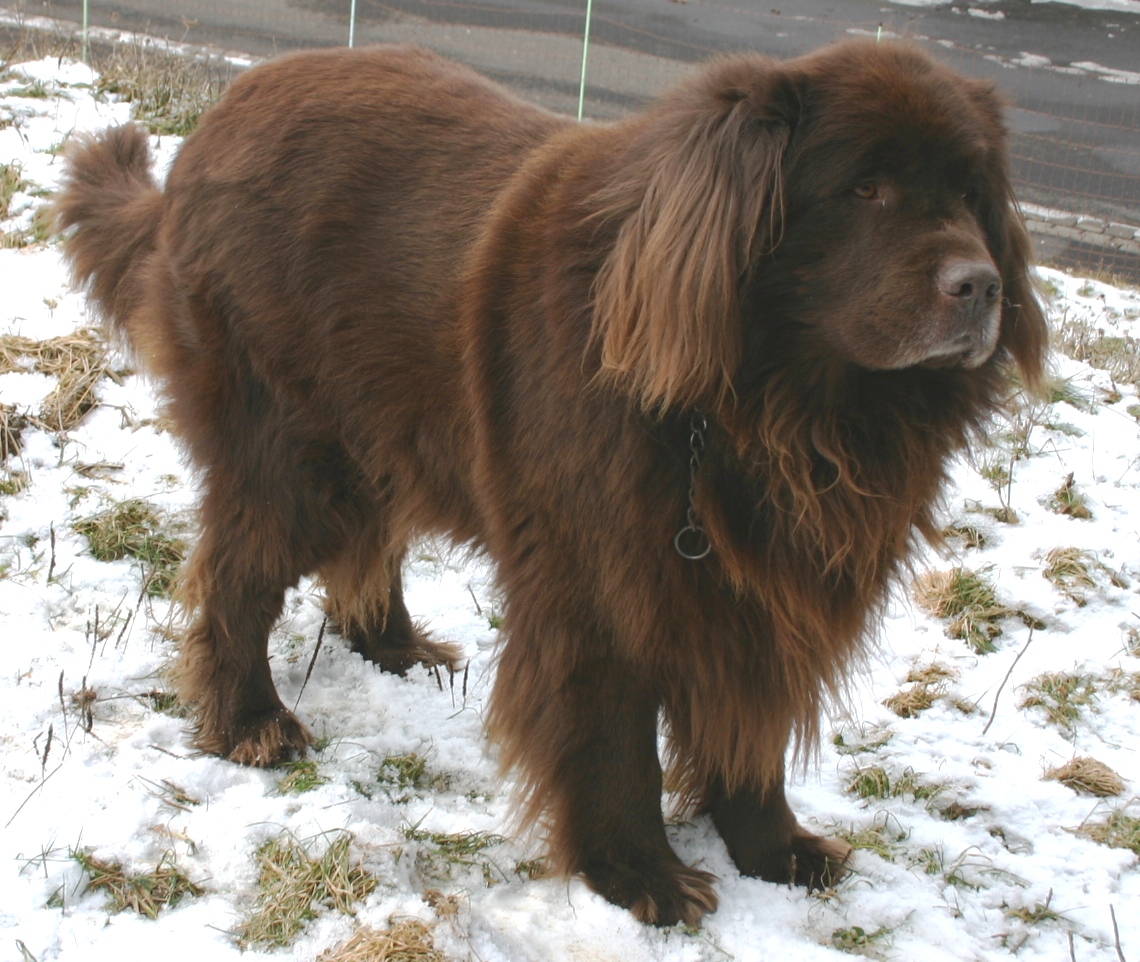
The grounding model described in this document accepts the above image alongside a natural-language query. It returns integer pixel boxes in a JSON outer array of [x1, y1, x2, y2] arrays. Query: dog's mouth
[[919, 336, 995, 370], [917, 309, 1001, 370]]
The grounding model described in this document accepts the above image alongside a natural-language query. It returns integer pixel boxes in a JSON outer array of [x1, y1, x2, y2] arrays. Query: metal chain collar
[[673, 410, 711, 561]]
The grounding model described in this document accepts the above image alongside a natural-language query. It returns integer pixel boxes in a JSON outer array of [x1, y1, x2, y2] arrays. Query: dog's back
[[60, 44, 566, 524], [159, 47, 559, 421]]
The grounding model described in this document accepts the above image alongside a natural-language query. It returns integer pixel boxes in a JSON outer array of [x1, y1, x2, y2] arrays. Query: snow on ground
[[1, 58, 1138, 962]]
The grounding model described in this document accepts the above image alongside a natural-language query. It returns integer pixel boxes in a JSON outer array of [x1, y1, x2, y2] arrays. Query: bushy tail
[[54, 124, 163, 346]]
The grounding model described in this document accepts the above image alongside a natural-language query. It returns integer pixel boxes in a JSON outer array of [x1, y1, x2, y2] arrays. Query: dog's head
[[591, 40, 1047, 412]]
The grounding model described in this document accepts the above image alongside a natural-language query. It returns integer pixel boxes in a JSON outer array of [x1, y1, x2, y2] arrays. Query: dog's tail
[[55, 124, 164, 349]]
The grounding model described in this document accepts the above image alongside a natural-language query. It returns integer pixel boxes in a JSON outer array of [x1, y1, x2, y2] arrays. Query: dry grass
[[2, 25, 232, 137], [0, 160, 27, 220], [1042, 546, 1098, 605], [0, 329, 120, 432], [318, 919, 447, 962], [914, 567, 1012, 654], [1075, 809, 1140, 856], [1047, 473, 1093, 520], [1054, 311, 1140, 386], [942, 523, 987, 550], [72, 498, 186, 596], [1018, 672, 1098, 734], [1045, 756, 1125, 797], [883, 685, 936, 718], [93, 43, 228, 136], [0, 403, 30, 461], [1, 202, 52, 249], [1104, 668, 1140, 701], [883, 664, 958, 718], [832, 821, 908, 861], [72, 850, 202, 919], [240, 831, 378, 949]]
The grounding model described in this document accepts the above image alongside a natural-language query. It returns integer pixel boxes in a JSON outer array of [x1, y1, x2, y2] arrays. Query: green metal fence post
[[577, 0, 594, 121]]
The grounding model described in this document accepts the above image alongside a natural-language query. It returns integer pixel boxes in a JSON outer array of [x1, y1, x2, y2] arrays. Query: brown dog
[[57, 40, 1046, 925]]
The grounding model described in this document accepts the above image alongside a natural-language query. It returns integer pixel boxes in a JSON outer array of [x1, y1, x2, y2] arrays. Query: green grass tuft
[[1075, 809, 1140, 856], [845, 765, 943, 804], [73, 498, 186, 596], [72, 849, 202, 919], [1019, 671, 1097, 734], [404, 825, 506, 883], [240, 832, 377, 948], [831, 925, 892, 954], [277, 758, 329, 795], [914, 567, 1010, 654]]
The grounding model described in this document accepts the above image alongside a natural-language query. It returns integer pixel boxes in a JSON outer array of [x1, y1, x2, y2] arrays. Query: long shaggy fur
[[56, 40, 1047, 926]]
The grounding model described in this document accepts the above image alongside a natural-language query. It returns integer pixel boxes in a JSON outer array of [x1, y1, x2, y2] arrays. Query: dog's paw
[[201, 707, 313, 767], [342, 618, 464, 676], [756, 829, 848, 889], [788, 831, 851, 891], [585, 857, 719, 927]]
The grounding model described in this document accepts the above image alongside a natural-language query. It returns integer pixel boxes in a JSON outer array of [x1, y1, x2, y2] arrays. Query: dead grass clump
[[831, 817, 909, 861], [72, 498, 186, 596], [1, 202, 53, 249], [0, 161, 28, 220], [1047, 473, 1093, 520], [883, 664, 957, 718], [72, 849, 202, 918], [318, 919, 447, 962], [914, 567, 1011, 654], [1045, 757, 1125, 797], [92, 44, 229, 136], [1042, 546, 1098, 605], [1075, 809, 1140, 856], [0, 403, 30, 461], [943, 523, 986, 550], [0, 328, 120, 431], [240, 831, 378, 949], [883, 686, 935, 718], [2, 24, 232, 136], [1055, 313, 1140, 386], [1018, 672, 1098, 734]]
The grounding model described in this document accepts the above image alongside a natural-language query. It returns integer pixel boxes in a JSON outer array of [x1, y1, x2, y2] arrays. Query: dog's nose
[[938, 260, 1001, 312]]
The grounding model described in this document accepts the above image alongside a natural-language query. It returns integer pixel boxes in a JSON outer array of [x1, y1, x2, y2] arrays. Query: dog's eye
[[853, 181, 880, 201]]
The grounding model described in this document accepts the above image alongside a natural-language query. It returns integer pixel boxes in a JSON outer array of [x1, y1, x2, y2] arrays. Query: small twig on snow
[[1111, 905, 1127, 962], [292, 618, 326, 713], [983, 626, 1035, 737]]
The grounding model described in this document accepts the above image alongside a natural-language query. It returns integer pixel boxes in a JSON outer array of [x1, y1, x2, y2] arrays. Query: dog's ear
[[966, 80, 1048, 394], [994, 194, 1048, 394], [591, 63, 796, 411]]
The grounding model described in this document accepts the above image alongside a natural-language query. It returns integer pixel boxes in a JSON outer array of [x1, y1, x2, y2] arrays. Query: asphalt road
[[10, 0, 1140, 272]]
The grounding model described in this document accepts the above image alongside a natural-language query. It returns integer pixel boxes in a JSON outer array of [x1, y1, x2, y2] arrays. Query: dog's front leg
[[493, 636, 718, 926], [707, 770, 851, 889]]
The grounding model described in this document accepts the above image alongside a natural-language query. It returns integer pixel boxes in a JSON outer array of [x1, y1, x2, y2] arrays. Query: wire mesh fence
[[4, 0, 1139, 280]]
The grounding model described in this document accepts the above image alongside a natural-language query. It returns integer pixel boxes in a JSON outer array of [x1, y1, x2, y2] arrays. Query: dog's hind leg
[[170, 366, 354, 766], [320, 531, 462, 676]]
